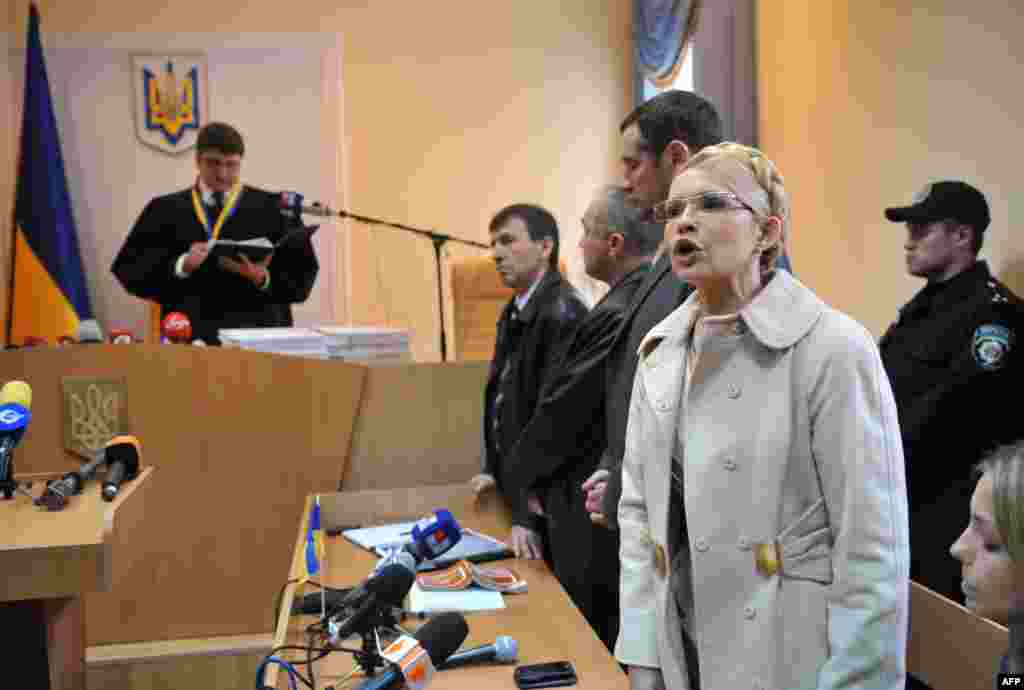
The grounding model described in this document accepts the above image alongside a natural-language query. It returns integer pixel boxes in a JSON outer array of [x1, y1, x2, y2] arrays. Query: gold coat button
[[755, 541, 781, 576], [655, 544, 668, 578]]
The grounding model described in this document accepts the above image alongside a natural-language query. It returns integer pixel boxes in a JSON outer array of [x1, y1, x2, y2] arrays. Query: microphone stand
[[311, 206, 490, 362]]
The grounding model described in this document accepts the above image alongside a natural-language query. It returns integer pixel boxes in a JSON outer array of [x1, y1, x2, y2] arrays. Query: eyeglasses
[[652, 192, 759, 223]]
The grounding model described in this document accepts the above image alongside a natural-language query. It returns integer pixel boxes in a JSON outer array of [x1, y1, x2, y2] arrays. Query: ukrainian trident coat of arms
[[133, 55, 207, 155]]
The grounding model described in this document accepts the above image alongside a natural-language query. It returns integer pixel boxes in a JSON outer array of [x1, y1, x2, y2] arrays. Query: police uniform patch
[[973, 324, 1014, 371]]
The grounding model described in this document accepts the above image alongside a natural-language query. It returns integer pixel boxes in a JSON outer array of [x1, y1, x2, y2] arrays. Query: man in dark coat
[[495, 185, 661, 651], [112, 122, 318, 344], [581, 92, 793, 532], [879, 180, 1024, 602], [580, 91, 722, 530], [472, 203, 588, 562]]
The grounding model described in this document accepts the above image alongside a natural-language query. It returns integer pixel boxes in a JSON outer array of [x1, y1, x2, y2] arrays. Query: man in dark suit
[[581, 91, 723, 529], [491, 185, 660, 651], [112, 122, 318, 344], [471, 204, 588, 563]]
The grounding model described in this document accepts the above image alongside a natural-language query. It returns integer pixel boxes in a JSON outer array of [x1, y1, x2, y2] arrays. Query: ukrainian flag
[[304, 497, 324, 579], [10, 4, 93, 345]]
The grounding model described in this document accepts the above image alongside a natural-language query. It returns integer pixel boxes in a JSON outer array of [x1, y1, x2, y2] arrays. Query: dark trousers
[[545, 480, 621, 652]]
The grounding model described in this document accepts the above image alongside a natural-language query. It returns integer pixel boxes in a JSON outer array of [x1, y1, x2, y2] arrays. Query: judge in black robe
[[111, 122, 318, 344]]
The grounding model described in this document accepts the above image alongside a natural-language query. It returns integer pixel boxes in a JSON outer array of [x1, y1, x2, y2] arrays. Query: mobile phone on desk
[[514, 661, 578, 689]]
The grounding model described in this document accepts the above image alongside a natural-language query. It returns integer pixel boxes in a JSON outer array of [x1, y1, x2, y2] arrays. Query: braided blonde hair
[[684, 142, 790, 275]]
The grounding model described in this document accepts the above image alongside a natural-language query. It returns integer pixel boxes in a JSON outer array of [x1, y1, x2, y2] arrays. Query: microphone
[[377, 509, 462, 570], [0, 381, 32, 500], [355, 612, 469, 690], [77, 319, 105, 344], [327, 563, 416, 644], [161, 311, 192, 344], [292, 549, 418, 617], [436, 636, 518, 670], [277, 191, 344, 220], [37, 435, 139, 510], [101, 435, 141, 501]]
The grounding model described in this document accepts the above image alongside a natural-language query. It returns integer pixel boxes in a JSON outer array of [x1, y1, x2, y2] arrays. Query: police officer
[[880, 180, 1024, 602]]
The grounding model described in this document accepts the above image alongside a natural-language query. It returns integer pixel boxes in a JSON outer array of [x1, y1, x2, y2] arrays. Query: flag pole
[[317, 494, 326, 619]]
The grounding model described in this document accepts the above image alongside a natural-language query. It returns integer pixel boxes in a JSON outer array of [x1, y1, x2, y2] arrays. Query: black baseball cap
[[884, 180, 990, 231]]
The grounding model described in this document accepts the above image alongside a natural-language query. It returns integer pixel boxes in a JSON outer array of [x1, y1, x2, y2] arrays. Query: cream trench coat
[[615, 270, 908, 690]]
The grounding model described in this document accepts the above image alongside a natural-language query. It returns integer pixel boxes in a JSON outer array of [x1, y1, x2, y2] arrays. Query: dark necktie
[[491, 303, 520, 457], [209, 191, 225, 221]]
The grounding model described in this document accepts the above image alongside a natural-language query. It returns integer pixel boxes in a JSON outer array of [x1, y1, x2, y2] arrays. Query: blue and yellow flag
[[10, 4, 93, 345], [304, 498, 324, 579]]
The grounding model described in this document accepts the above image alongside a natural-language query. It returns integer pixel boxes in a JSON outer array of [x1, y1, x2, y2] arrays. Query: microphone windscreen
[[367, 563, 416, 606], [494, 636, 518, 662], [105, 435, 141, 472], [415, 612, 469, 665], [0, 381, 33, 409], [161, 312, 192, 342], [77, 319, 105, 343]]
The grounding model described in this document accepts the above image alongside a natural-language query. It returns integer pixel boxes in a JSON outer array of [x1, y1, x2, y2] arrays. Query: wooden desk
[[0, 466, 153, 690], [269, 485, 629, 690]]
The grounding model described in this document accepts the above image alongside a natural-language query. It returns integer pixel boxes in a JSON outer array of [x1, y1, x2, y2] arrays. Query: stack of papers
[[218, 327, 328, 359], [315, 326, 411, 362], [406, 582, 505, 614]]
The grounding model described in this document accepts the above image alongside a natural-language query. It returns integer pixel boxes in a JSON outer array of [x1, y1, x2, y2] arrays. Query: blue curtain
[[634, 0, 699, 98]]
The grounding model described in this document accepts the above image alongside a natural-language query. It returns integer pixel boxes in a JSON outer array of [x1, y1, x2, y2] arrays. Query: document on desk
[[342, 523, 513, 570], [406, 582, 506, 614]]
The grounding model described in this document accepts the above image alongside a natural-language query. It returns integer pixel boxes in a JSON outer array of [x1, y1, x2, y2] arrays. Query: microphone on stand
[[354, 612, 469, 690], [277, 191, 345, 221], [326, 563, 416, 644], [37, 435, 141, 510]]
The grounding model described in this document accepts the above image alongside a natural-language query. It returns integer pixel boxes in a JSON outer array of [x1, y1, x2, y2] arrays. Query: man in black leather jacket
[[473, 204, 588, 563]]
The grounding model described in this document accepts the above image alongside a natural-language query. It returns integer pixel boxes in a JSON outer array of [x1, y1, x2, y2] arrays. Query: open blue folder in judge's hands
[[341, 522, 513, 571]]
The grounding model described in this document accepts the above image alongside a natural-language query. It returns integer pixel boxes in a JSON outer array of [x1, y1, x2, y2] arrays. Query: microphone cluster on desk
[[273, 507, 523, 690]]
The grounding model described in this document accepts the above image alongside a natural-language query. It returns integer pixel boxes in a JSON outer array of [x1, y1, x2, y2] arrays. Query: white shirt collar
[[514, 270, 546, 310], [196, 177, 234, 206]]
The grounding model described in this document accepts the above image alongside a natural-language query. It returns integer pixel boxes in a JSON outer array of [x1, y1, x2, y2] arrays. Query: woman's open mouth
[[673, 237, 702, 260]]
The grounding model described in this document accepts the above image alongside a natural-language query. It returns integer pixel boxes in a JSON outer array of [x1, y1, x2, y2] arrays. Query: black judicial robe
[[112, 186, 318, 344]]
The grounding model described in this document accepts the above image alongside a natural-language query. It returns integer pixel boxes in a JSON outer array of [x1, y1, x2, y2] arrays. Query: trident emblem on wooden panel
[[61, 378, 130, 459]]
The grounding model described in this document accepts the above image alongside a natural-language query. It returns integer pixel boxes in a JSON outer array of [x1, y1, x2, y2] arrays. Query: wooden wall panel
[[341, 361, 488, 490]]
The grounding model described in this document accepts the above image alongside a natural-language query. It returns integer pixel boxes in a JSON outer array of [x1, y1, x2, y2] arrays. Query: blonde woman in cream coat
[[616, 143, 909, 690]]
